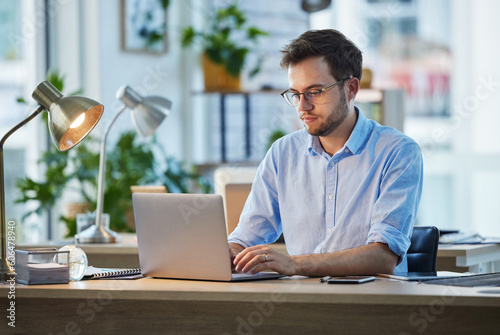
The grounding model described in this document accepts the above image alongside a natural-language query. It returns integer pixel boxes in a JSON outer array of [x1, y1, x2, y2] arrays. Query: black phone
[[326, 276, 376, 284]]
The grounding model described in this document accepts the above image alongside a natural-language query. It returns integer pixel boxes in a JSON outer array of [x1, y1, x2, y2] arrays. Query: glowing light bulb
[[70, 113, 86, 128]]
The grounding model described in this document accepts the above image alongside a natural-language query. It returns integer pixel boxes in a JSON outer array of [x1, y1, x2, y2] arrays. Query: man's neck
[[319, 109, 358, 156]]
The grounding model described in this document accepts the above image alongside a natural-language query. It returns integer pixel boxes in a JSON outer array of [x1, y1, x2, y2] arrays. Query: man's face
[[287, 56, 349, 137]]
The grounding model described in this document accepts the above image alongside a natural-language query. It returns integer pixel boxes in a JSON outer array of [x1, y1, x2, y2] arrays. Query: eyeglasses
[[281, 77, 351, 107]]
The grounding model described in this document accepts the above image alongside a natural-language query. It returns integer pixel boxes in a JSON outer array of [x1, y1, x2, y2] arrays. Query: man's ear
[[346, 77, 360, 103]]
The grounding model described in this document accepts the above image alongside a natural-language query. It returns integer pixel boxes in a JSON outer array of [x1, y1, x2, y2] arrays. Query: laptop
[[132, 193, 283, 282]]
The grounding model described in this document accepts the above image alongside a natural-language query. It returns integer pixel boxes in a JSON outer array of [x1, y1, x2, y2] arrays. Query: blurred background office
[[1, 0, 499, 243]]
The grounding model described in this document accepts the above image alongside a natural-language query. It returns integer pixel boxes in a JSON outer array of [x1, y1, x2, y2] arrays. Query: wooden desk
[[437, 244, 500, 273], [1, 276, 499, 334]]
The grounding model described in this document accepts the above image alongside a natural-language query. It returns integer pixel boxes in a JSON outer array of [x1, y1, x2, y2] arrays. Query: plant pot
[[64, 202, 92, 219], [202, 53, 241, 92], [360, 68, 373, 89]]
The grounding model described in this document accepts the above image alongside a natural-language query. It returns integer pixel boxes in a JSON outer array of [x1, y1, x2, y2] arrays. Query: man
[[228, 29, 423, 277]]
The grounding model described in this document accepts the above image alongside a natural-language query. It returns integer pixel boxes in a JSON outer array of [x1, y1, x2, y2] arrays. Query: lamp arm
[[1, 105, 44, 276], [0, 106, 44, 148], [95, 105, 128, 228]]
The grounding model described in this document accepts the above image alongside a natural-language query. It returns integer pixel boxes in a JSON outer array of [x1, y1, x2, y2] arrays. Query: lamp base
[[0, 258, 15, 283], [76, 224, 121, 243]]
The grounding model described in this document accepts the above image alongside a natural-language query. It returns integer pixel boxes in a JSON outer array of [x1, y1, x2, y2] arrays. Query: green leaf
[[46, 69, 65, 92], [147, 30, 164, 47], [267, 129, 287, 150], [159, 0, 170, 10], [249, 56, 265, 78], [247, 27, 269, 41], [181, 27, 196, 47], [60, 215, 77, 238], [226, 48, 249, 76], [68, 88, 83, 96]]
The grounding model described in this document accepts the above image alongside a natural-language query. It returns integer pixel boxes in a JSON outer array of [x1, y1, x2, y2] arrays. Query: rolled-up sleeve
[[366, 142, 423, 265], [228, 144, 282, 247]]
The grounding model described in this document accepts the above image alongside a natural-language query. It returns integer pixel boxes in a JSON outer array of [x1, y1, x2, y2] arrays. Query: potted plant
[[17, 129, 212, 237], [181, 2, 268, 91]]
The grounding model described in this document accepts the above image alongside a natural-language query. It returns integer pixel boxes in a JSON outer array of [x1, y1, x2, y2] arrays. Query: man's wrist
[[289, 255, 308, 276], [290, 254, 325, 277], [229, 242, 245, 254]]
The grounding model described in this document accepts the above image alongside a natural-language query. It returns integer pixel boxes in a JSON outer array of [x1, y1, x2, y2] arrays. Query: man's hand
[[232, 245, 297, 276], [231, 242, 398, 277], [229, 243, 245, 271]]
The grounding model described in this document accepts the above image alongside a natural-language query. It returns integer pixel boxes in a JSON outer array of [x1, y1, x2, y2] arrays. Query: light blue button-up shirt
[[228, 108, 423, 272]]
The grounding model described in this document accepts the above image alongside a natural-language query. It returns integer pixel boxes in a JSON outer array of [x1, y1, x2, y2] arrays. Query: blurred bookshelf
[[356, 88, 405, 132]]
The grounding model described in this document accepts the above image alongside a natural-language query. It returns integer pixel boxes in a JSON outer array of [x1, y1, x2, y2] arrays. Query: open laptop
[[132, 193, 283, 282]]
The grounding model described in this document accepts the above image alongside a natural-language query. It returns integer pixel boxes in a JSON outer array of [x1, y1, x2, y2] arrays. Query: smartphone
[[326, 276, 376, 284]]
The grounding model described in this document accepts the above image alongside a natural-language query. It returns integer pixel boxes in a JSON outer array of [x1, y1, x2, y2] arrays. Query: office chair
[[407, 226, 440, 272]]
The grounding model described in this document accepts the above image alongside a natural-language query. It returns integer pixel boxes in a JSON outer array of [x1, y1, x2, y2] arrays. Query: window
[[0, 0, 46, 242]]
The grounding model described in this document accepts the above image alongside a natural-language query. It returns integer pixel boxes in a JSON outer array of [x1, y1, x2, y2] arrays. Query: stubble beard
[[303, 92, 349, 137]]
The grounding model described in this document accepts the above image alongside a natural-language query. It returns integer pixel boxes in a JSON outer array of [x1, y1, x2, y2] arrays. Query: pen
[[320, 276, 331, 283]]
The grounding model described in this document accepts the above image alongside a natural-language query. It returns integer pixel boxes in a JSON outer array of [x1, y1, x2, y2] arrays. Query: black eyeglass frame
[[280, 77, 352, 107]]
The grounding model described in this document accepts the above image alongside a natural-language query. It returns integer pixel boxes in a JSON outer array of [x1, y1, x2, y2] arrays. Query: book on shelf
[[83, 266, 143, 280]]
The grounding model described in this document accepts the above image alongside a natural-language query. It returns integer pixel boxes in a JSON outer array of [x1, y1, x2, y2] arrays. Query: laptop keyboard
[[422, 272, 500, 287]]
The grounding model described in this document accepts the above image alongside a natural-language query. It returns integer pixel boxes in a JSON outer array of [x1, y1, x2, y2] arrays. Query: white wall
[[95, 0, 191, 161], [54, 0, 194, 162], [449, 0, 500, 236]]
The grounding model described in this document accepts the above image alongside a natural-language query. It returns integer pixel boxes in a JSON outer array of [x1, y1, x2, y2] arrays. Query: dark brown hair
[[280, 29, 363, 81]]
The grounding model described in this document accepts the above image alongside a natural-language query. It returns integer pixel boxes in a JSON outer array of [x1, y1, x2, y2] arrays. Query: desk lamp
[[76, 86, 171, 243], [0, 81, 104, 281]]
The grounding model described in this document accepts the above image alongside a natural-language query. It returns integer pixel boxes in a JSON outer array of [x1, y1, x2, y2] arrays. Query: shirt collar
[[345, 107, 371, 154], [304, 107, 372, 156]]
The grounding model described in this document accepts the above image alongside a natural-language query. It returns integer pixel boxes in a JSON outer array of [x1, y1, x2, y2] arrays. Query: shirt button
[[345, 149, 349, 153], [330, 161, 334, 167], [328, 229, 332, 233], [328, 195, 333, 200]]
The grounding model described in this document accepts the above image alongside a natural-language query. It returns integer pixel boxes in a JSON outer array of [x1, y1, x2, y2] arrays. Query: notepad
[[83, 266, 142, 279]]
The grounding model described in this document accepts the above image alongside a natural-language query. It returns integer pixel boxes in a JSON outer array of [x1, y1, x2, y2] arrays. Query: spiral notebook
[[83, 266, 143, 279]]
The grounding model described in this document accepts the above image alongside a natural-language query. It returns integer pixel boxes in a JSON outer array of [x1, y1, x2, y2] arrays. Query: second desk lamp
[[76, 86, 171, 243]]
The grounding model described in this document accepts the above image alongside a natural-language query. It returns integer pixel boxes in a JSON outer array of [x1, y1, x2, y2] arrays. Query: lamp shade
[[32, 81, 104, 151], [116, 85, 170, 137]]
